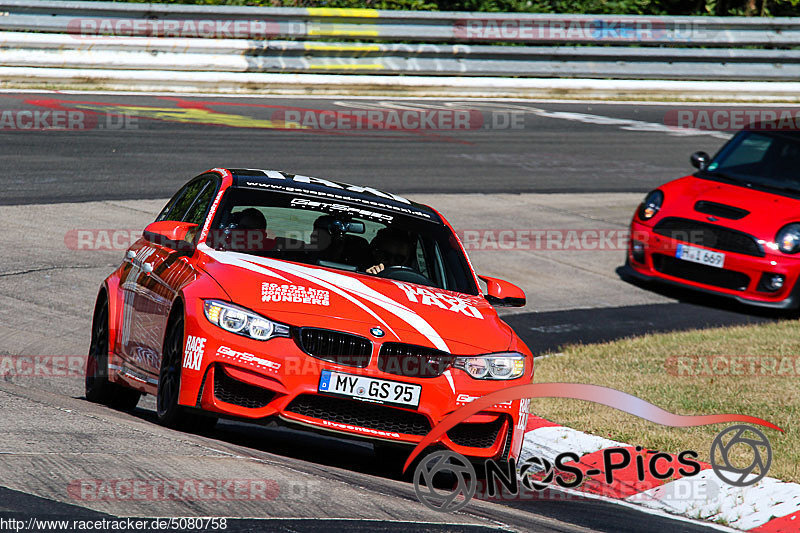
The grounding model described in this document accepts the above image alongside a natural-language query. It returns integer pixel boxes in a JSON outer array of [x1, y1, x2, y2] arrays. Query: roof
[[228, 168, 441, 223]]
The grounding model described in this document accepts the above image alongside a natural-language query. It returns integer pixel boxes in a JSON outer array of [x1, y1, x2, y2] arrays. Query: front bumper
[[179, 301, 530, 460], [625, 219, 800, 310]]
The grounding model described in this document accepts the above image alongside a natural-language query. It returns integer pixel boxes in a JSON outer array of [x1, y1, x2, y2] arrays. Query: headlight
[[638, 190, 664, 221], [203, 300, 290, 341], [776, 223, 800, 254], [453, 353, 526, 380]]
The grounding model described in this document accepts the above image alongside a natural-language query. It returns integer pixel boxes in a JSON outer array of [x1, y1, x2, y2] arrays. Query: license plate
[[318, 370, 421, 409], [676, 244, 725, 268]]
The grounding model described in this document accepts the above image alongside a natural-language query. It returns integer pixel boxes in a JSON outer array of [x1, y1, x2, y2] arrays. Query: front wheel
[[157, 314, 218, 431]]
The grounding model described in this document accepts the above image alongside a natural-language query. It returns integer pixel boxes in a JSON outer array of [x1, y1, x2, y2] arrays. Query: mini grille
[[653, 217, 764, 257], [285, 394, 431, 436], [652, 254, 750, 291], [378, 343, 455, 378], [213, 366, 276, 409], [296, 328, 372, 368], [447, 416, 507, 449]]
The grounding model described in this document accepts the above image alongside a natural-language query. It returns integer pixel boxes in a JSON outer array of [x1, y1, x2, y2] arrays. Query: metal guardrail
[[0, 0, 798, 80]]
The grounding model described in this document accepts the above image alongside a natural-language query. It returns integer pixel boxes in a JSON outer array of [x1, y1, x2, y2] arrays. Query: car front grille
[[378, 343, 455, 378], [213, 365, 276, 409], [652, 254, 750, 291], [296, 328, 372, 368], [285, 394, 431, 436], [653, 217, 764, 257], [447, 415, 508, 449]]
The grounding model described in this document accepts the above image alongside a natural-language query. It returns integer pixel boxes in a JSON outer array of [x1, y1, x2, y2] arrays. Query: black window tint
[[163, 179, 207, 222], [183, 181, 216, 225], [155, 187, 185, 222]]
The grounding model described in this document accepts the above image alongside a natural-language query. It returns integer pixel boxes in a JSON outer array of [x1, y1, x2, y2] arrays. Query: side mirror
[[478, 275, 526, 308], [690, 151, 710, 170], [143, 221, 198, 255]]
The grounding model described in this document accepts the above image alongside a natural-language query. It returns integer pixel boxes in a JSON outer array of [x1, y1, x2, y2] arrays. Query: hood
[[654, 176, 800, 240], [196, 245, 512, 354]]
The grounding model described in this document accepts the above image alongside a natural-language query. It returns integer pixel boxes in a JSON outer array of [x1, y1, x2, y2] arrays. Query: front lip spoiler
[[618, 264, 800, 310]]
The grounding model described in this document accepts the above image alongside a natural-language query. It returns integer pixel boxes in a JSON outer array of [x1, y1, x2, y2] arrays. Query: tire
[[85, 295, 141, 411], [157, 314, 185, 427], [157, 312, 218, 431]]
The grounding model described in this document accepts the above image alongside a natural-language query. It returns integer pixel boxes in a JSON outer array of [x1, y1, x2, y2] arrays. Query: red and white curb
[[520, 417, 800, 532]]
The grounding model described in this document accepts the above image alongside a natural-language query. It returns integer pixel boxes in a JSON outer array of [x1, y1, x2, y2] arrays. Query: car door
[[119, 175, 219, 378]]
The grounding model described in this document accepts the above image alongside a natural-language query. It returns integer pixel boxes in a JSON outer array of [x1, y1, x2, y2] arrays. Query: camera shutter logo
[[519, 456, 555, 491], [710, 424, 772, 487], [413, 451, 476, 512]]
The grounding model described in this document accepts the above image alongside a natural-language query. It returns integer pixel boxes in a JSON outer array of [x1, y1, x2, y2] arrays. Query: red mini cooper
[[623, 125, 800, 309]]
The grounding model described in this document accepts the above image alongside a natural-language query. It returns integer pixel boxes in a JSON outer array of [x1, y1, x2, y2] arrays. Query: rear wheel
[[85, 295, 141, 411], [157, 312, 217, 431]]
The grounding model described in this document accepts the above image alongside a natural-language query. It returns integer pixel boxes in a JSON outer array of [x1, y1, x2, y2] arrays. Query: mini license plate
[[676, 244, 725, 268]]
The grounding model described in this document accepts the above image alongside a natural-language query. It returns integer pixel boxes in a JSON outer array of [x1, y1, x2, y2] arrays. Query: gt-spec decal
[[394, 283, 483, 319], [241, 181, 432, 219], [183, 335, 206, 371], [199, 181, 227, 242], [456, 393, 514, 409], [261, 282, 330, 306], [289, 198, 393, 222], [320, 419, 401, 439], [216, 346, 281, 373], [248, 172, 412, 205]]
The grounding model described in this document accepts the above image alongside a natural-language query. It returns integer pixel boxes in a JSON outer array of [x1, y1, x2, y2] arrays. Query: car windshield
[[702, 130, 800, 194], [206, 188, 479, 295]]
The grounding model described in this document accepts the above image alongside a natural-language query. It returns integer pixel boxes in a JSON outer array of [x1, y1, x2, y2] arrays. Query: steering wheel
[[377, 265, 433, 286]]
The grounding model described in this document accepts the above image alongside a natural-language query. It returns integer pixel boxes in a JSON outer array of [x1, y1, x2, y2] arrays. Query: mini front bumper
[[624, 220, 800, 310]]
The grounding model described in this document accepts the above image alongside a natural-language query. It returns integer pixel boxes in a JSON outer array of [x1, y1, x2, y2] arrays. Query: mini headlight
[[454, 353, 526, 380], [203, 300, 289, 341], [638, 190, 664, 221], [776, 223, 800, 254]]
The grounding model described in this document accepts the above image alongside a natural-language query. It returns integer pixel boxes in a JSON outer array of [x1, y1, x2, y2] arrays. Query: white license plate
[[676, 244, 725, 268], [318, 370, 421, 408]]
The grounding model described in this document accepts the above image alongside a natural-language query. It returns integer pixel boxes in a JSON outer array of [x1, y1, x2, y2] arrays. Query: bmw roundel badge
[[370, 327, 385, 338]]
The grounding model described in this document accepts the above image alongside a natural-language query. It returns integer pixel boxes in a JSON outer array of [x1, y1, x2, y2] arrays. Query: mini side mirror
[[691, 151, 711, 170]]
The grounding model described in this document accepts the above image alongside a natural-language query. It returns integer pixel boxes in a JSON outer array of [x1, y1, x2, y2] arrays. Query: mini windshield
[[207, 188, 479, 295], [702, 130, 800, 194]]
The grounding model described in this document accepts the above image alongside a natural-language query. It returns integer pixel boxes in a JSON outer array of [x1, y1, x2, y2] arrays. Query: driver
[[366, 228, 414, 275]]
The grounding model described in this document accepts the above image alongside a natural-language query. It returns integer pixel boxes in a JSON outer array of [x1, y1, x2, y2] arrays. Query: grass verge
[[530, 320, 799, 483]]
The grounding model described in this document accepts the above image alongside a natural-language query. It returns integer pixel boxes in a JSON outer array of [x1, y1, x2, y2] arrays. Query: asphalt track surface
[[0, 93, 787, 532]]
